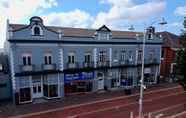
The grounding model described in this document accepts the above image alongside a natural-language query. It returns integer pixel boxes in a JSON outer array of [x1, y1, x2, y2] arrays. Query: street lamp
[[138, 18, 167, 118]]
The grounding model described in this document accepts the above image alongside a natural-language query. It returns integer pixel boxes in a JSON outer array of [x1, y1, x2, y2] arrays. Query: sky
[[0, 0, 186, 48]]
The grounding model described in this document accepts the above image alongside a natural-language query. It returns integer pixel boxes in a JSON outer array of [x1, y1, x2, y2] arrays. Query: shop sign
[[144, 68, 151, 74], [121, 79, 133, 86], [65, 72, 94, 82]]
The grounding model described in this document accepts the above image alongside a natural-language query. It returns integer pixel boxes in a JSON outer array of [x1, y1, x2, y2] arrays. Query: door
[[32, 78, 43, 98], [98, 78, 104, 90]]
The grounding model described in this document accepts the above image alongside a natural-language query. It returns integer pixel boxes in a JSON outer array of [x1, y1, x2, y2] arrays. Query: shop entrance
[[32, 76, 43, 99], [97, 72, 104, 90]]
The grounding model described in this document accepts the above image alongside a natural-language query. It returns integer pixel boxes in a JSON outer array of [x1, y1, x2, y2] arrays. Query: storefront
[[16, 74, 60, 104], [64, 71, 94, 95]]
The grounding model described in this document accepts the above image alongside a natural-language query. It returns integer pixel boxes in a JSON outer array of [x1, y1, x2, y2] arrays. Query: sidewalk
[[0, 83, 179, 118]]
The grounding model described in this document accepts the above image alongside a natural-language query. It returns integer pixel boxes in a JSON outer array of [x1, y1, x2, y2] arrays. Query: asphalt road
[[17, 86, 185, 118]]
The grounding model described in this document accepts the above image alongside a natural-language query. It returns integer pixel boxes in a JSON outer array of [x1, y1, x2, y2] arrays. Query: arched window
[[34, 26, 40, 35]]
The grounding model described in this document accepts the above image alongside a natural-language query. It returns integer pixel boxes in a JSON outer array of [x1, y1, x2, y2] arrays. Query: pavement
[[0, 83, 182, 118]]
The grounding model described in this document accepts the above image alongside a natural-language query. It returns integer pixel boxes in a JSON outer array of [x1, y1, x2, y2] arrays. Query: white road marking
[[69, 92, 185, 117], [10, 86, 181, 118]]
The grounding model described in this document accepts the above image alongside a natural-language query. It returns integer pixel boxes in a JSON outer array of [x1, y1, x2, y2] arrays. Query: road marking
[[168, 111, 186, 118], [69, 92, 186, 117], [10, 86, 181, 118]]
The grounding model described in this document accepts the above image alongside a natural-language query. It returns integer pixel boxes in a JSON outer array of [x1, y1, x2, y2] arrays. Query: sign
[[64, 72, 94, 82], [144, 68, 151, 74], [121, 79, 133, 86]]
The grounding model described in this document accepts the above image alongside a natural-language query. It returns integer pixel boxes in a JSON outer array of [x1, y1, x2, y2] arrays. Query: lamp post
[[138, 18, 167, 118]]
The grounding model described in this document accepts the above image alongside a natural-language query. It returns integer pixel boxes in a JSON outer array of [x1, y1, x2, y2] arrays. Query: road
[[14, 85, 185, 118]]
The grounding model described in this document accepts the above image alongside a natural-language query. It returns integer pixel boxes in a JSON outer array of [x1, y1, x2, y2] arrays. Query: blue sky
[[0, 0, 186, 47]]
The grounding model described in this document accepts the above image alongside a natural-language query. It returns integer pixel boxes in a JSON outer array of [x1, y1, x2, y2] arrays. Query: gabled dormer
[[30, 16, 43, 36], [96, 25, 112, 40], [146, 26, 155, 40]]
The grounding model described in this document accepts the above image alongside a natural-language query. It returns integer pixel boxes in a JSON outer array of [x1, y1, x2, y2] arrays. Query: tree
[[176, 17, 186, 90]]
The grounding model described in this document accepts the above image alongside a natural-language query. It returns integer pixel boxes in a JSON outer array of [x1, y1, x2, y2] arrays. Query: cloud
[[42, 9, 93, 28], [93, 0, 166, 29], [174, 5, 186, 16], [0, 0, 58, 48], [169, 22, 182, 27]]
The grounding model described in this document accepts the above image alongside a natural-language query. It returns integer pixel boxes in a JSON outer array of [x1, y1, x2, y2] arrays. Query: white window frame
[[22, 53, 32, 65], [68, 52, 75, 63], [44, 53, 52, 65], [31, 25, 43, 36]]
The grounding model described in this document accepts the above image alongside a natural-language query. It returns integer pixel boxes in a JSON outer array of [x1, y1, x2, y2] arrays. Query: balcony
[[42, 64, 56, 71], [146, 58, 158, 64], [66, 62, 79, 69], [97, 61, 109, 67], [82, 61, 94, 68], [20, 65, 35, 72]]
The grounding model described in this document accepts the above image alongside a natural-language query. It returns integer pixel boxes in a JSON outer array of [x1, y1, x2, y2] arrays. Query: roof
[[9, 24, 143, 39], [157, 31, 182, 48]]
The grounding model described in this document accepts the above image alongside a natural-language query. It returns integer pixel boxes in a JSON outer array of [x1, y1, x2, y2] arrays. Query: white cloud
[[93, 0, 166, 29], [169, 22, 182, 27], [42, 9, 93, 28], [174, 5, 186, 16], [0, 0, 58, 48]]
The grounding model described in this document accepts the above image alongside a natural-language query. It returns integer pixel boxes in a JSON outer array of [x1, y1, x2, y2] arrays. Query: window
[[85, 53, 91, 63], [161, 50, 164, 58], [120, 50, 126, 61], [22, 56, 31, 65], [32, 25, 43, 36], [148, 34, 153, 39], [44, 55, 52, 65], [129, 51, 133, 61], [149, 50, 155, 60], [99, 51, 106, 62], [34, 27, 40, 35], [98, 33, 109, 40], [68, 53, 75, 63], [138, 50, 142, 61]]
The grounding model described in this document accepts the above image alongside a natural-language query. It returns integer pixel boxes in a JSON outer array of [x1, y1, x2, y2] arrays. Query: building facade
[[5, 16, 162, 104], [159, 32, 181, 82], [0, 51, 11, 101]]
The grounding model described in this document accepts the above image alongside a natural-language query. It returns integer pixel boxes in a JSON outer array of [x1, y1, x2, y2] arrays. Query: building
[[0, 50, 11, 102], [5, 16, 162, 104], [158, 32, 182, 82]]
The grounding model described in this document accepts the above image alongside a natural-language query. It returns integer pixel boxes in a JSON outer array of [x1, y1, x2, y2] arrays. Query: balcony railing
[[97, 61, 109, 67], [82, 61, 94, 68], [20, 65, 35, 72], [42, 64, 56, 71], [66, 62, 79, 69], [145, 58, 158, 64]]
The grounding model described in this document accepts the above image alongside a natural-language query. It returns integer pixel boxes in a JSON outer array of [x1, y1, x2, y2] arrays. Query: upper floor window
[[161, 50, 164, 58], [129, 51, 133, 61], [138, 50, 142, 61], [98, 33, 109, 40], [99, 51, 106, 62], [32, 25, 43, 36], [149, 50, 155, 60], [68, 53, 75, 63], [44, 54, 52, 65], [120, 50, 126, 61], [22, 54, 31, 65], [34, 27, 40, 35], [85, 53, 91, 63]]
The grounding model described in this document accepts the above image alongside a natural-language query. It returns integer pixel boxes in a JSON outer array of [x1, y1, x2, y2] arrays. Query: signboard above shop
[[64, 72, 95, 82]]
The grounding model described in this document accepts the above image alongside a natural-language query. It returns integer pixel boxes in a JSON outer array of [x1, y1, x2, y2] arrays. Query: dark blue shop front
[[64, 72, 95, 95]]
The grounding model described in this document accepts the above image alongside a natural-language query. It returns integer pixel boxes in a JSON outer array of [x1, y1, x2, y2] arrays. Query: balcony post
[[59, 48, 64, 71], [109, 48, 112, 67], [94, 48, 97, 68]]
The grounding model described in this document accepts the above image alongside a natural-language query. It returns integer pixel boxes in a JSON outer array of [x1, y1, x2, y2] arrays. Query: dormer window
[[34, 27, 40, 35], [96, 25, 111, 40], [31, 25, 43, 36]]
